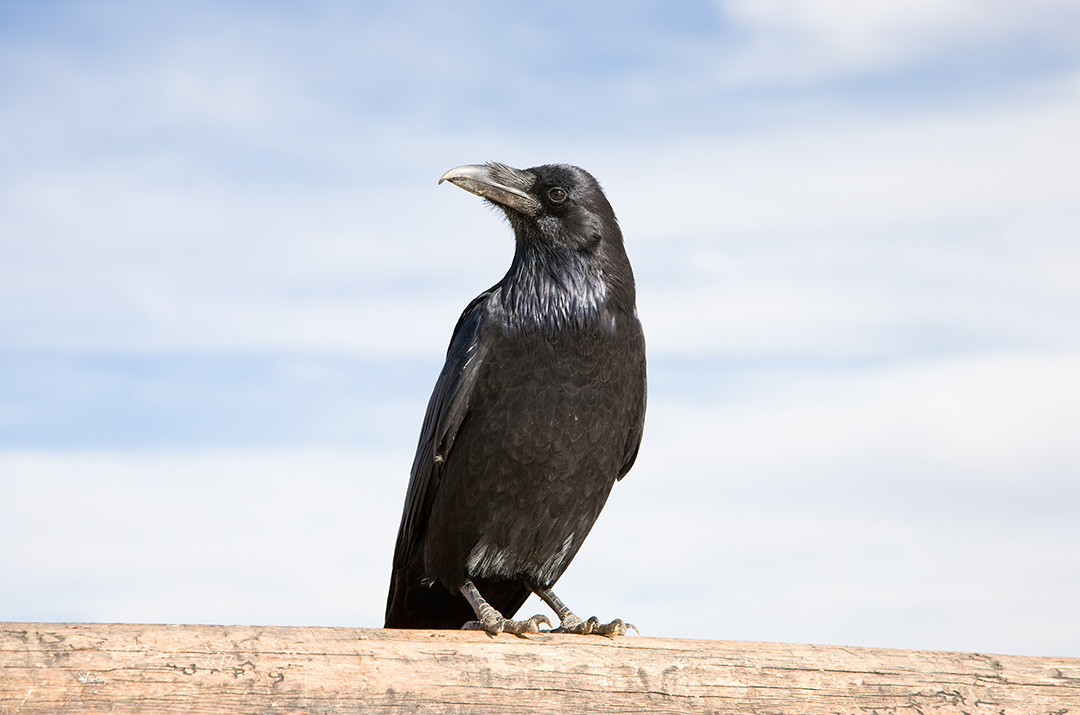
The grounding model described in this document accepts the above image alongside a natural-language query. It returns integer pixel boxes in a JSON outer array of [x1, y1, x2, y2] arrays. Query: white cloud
[[5, 335, 1067, 648], [5, 84, 1079, 357], [0, 449, 403, 626], [652, 351, 1080, 480], [716, 0, 1080, 83], [604, 81, 1080, 358], [2, 1, 1079, 656], [3, 2, 1079, 360], [5, 346, 1079, 656], [557, 348, 1080, 653], [612, 82, 1080, 238]]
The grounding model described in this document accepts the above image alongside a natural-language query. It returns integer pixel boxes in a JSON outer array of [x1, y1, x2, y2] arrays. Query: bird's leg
[[533, 586, 636, 636], [459, 579, 551, 635]]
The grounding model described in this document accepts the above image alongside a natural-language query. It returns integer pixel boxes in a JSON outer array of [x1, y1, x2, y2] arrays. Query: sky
[[1, 0, 1079, 657]]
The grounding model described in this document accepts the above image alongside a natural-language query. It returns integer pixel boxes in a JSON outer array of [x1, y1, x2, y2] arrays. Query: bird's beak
[[439, 163, 542, 216]]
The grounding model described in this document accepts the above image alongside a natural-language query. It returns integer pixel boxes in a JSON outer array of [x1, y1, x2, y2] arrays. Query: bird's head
[[438, 162, 621, 254]]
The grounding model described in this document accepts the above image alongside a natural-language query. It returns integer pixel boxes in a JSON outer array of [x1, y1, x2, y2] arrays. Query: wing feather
[[617, 319, 647, 480], [391, 290, 492, 573]]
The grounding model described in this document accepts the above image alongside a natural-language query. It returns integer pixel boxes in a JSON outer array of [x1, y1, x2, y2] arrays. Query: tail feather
[[385, 566, 532, 629]]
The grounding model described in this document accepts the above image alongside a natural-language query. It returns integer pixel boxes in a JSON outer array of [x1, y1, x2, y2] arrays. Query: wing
[[390, 290, 493, 574], [617, 317, 647, 480]]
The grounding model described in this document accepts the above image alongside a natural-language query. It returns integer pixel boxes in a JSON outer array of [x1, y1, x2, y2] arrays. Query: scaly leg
[[460, 579, 551, 635]]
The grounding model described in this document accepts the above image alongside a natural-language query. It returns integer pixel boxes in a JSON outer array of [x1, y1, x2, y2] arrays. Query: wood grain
[[1, 622, 1077, 714]]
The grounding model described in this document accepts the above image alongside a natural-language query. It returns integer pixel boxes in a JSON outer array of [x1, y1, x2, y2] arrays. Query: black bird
[[384, 162, 646, 635]]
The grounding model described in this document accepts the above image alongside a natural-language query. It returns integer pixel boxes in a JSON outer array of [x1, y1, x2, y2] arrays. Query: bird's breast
[[470, 311, 640, 462]]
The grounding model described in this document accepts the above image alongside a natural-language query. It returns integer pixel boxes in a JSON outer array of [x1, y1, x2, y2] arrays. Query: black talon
[[533, 586, 636, 636], [595, 619, 637, 637], [463, 612, 550, 635], [459, 580, 555, 636]]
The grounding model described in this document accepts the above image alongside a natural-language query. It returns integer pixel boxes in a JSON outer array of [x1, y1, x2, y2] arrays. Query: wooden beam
[[1, 622, 1077, 714]]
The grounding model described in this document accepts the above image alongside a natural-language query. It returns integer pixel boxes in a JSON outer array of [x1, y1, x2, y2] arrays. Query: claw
[[596, 618, 637, 636], [555, 616, 637, 636], [532, 585, 636, 636], [463, 613, 551, 636]]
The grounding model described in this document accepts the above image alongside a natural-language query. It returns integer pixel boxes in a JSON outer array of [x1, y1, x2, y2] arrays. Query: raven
[[384, 162, 646, 635]]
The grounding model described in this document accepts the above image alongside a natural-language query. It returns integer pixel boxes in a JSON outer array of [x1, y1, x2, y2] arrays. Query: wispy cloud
[[715, 0, 1080, 84], [0, 449, 402, 626]]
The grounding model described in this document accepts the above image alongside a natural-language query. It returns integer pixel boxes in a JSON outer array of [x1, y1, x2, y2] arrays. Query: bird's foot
[[553, 614, 637, 636], [462, 613, 552, 636], [531, 586, 637, 636]]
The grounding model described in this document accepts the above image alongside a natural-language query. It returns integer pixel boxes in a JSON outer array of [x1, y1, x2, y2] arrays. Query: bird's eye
[[547, 187, 568, 204]]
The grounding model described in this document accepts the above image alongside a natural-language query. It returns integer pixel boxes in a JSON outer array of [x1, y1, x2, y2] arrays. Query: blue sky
[[2, 0, 1079, 656]]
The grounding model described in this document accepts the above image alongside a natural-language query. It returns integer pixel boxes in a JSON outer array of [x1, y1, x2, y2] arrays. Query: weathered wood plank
[[1, 622, 1077, 714]]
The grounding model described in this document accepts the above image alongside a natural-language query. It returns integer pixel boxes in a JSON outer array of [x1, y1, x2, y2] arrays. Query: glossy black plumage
[[384, 163, 646, 632]]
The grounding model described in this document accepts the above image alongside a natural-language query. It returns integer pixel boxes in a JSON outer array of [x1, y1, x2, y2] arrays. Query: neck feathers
[[496, 248, 611, 334]]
